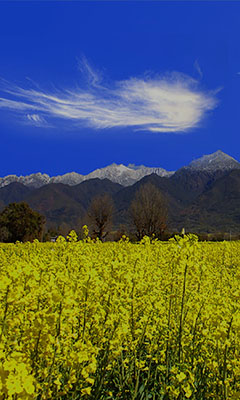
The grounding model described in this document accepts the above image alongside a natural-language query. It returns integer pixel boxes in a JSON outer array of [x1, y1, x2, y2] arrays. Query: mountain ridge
[[0, 150, 238, 189], [1, 150, 240, 234]]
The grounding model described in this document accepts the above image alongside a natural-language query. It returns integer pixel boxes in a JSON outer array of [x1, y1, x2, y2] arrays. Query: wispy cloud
[[77, 56, 103, 86], [194, 59, 203, 80], [0, 61, 218, 133], [26, 113, 48, 126]]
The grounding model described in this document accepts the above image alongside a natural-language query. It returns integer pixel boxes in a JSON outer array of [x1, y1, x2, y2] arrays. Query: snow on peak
[[84, 163, 174, 185], [0, 163, 174, 188], [50, 172, 84, 185], [187, 150, 240, 171], [0, 172, 51, 189]]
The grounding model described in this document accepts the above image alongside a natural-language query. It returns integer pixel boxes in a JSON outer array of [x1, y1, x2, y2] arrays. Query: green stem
[[0, 285, 9, 342], [222, 316, 233, 400], [178, 260, 188, 364]]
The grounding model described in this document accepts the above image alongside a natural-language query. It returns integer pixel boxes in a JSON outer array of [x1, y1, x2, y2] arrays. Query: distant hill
[[179, 169, 240, 232], [0, 182, 33, 208]]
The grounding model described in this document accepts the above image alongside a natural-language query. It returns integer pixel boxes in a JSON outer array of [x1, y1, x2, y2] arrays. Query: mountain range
[[0, 163, 174, 189], [1, 150, 240, 234]]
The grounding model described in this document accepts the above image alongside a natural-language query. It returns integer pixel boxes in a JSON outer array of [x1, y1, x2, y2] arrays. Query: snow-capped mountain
[[0, 151, 239, 189], [186, 150, 240, 172], [0, 163, 174, 188], [50, 172, 84, 186], [0, 173, 51, 189], [84, 163, 174, 186]]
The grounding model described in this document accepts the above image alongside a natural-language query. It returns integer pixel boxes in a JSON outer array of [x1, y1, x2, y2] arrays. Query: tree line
[[0, 183, 168, 243]]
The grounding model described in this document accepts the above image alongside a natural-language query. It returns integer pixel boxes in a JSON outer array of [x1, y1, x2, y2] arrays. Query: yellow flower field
[[0, 232, 240, 399]]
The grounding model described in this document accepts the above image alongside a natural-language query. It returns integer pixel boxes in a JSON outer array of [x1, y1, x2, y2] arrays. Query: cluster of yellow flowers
[[0, 231, 240, 399]]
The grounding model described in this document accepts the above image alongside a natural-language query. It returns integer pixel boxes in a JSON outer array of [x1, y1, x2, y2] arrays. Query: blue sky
[[0, 1, 240, 176]]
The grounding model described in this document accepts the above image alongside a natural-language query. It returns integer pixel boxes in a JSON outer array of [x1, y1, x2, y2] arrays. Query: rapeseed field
[[0, 231, 240, 399]]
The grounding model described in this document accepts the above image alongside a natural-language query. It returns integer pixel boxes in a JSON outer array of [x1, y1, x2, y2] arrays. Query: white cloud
[[0, 65, 218, 133]]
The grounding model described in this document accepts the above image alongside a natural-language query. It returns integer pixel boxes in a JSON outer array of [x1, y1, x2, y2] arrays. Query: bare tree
[[129, 183, 167, 240], [87, 194, 114, 241]]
